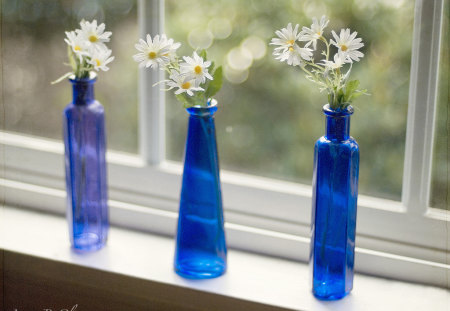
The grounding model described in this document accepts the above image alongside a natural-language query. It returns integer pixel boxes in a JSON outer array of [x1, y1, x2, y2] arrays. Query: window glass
[[2, 0, 138, 153], [166, 0, 414, 200], [430, 0, 449, 211]]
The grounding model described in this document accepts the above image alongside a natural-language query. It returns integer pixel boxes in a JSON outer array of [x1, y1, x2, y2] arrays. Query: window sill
[[1, 206, 448, 311]]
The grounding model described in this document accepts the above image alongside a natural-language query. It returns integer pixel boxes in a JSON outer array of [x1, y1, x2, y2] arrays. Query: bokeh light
[[188, 28, 214, 49]]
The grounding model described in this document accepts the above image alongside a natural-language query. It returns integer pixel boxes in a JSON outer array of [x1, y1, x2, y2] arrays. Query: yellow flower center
[[95, 59, 101, 66], [194, 65, 202, 74], [149, 51, 157, 59], [289, 47, 294, 52], [181, 82, 191, 89], [287, 40, 295, 45], [89, 35, 98, 43], [341, 44, 348, 52], [74, 45, 81, 51]]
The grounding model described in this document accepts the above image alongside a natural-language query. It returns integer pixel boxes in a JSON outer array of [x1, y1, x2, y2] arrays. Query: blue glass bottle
[[174, 100, 227, 279], [310, 104, 359, 300], [63, 75, 109, 252]]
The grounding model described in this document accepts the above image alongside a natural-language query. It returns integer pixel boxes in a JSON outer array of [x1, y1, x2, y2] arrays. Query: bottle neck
[[323, 105, 353, 141], [325, 114, 351, 141], [71, 79, 95, 105]]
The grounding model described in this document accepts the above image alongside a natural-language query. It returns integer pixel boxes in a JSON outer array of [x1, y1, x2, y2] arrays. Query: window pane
[[165, 0, 414, 201], [430, 0, 449, 211], [2, 0, 138, 153]]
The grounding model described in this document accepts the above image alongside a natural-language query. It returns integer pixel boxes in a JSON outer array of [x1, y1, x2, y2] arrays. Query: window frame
[[0, 0, 448, 287]]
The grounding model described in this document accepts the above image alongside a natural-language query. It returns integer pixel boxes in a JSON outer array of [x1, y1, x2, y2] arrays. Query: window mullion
[[402, 0, 444, 215], [138, 0, 166, 165]]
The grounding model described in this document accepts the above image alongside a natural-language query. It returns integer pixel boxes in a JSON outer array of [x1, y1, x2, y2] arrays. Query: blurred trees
[[166, 0, 414, 201], [3, 0, 447, 208], [2, 0, 139, 152]]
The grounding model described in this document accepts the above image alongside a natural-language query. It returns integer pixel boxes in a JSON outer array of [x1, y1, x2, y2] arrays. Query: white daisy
[[180, 52, 213, 86], [299, 15, 329, 50], [87, 47, 114, 72], [133, 34, 178, 69], [161, 34, 181, 61], [322, 51, 350, 69], [331, 29, 364, 62], [273, 44, 313, 66], [77, 20, 111, 50], [64, 31, 89, 60], [167, 70, 204, 96], [270, 23, 301, 53]]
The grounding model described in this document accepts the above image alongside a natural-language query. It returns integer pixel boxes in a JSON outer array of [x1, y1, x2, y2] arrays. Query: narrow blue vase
[[174, 100, 227, 279], [63, 75, 109, 252], [310, 104, 359, 300]]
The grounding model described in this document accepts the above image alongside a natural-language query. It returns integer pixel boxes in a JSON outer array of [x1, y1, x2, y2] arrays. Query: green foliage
[[175, 93, 194, 108], [327, 80, 368, 110], [205, 66, 223, 99], [199, 49, 207, 60], [344, 80, 359, 102]]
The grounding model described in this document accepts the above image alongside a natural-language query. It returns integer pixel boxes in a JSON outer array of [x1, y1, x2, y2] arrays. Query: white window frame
[[0, 0, 448, 287]]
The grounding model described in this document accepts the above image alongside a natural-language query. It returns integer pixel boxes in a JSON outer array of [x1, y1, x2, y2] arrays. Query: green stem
[[320, 37, 330, 61], [306, 61, 324, 71]]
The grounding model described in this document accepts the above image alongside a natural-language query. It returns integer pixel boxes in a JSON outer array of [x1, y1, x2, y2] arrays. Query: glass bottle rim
[[186, 98, 218, 116], [69, 72, 97, 84], [323, 104, 354, 117]]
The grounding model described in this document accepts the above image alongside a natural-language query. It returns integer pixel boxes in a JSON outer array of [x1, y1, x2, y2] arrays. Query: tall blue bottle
[[174, 100, 227, 279], [310, 104, 359, 300], [63, 75, 109, 252]]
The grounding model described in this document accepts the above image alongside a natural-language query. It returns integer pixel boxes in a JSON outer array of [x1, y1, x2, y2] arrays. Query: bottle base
[[175, 256, 226, 279], [72, 233, 106, 252], [313, 280, 351, 300], [313, 291, 350, 301]]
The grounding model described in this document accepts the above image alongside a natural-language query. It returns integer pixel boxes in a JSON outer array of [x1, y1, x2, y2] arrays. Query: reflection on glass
[[166, 0, 414, 201], [2, 0, 138, 153], [430, 0, 449, 211]]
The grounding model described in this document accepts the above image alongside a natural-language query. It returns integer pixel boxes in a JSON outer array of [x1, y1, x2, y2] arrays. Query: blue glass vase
[[63, 75, 109, 252], [174, 100, 227, 279], [310, 104, 359, 300]]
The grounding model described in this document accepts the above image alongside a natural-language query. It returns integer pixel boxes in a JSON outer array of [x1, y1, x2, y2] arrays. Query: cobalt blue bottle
[[310, 104, 359, 300], [63, 75, 109, 252], [175, 100, 227, 279]]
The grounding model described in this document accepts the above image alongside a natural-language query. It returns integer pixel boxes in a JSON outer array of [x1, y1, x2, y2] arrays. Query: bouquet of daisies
[[271, 16, 368, 111], [53, 20, 114, 83], [133, 34, 222, 108]]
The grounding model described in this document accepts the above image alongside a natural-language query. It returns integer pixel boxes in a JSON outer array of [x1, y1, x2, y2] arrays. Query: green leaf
[[176, 93, 195, 108], [344, 80, 360, 102], [199, 49, 207, 60], [349, 89, 368, 101], [51, 72, 73, 85], [205, 66, 223, 99], [337, 88, 345, 103], [67, 45, 77, 73], [208, 61, 215, 76]]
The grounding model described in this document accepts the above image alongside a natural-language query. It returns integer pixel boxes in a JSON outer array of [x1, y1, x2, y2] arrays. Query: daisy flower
[[167, 70, 204, 96], [322, 51, 350, 70], [87, 47, 115, 72], [270, 23, 301, 53], [331, 29, 364, 62], [64, 31, 89, 59], [299, 16, 329, 50], [162, 34, 181, 61], [273, 44, 313, 66], [180, 52, 213, 86], [133, 34, 179, 69], [77, 20, 111, 50]]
